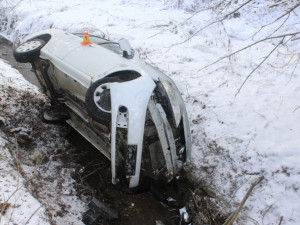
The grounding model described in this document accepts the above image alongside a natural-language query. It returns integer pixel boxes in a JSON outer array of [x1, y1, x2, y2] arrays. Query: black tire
[[13, 39, 45, 63], [85, 77, 121, 125]]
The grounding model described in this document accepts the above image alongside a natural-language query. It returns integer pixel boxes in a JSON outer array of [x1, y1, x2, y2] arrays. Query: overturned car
[[13, 29, 191, 192]]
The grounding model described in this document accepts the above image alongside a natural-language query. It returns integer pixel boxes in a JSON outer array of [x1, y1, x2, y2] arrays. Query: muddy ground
[[0, 36, 227, 225]]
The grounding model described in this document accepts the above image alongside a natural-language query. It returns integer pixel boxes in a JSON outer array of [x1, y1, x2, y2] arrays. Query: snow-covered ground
[[1, 0, 300, 224], [0, 132, 49, 224], [0, 58, 87, 224], [0, 59, 50, 225]]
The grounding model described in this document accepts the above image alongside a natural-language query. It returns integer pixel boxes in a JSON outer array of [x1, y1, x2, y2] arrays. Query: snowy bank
[[0, 58, 86, 224], [0, 59, 50, 224]]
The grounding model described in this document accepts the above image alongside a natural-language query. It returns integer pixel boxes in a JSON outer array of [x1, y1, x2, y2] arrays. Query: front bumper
[[109, 75, 191, 188]]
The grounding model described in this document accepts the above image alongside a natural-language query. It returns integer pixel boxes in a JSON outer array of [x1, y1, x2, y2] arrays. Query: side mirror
[[119, 39, 134, 59]]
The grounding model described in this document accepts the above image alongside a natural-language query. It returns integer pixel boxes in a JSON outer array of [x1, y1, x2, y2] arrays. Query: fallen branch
[[223, 176, 264, 225]]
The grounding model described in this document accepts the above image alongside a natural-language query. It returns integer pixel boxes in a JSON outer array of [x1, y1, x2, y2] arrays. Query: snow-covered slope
[[0, 59, 50, 225], [1, 0, 300, 224], [0, 58, 86, 224]]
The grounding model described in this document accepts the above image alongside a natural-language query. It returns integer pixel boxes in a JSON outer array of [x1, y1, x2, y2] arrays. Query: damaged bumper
[[109, 75, 191, 188]]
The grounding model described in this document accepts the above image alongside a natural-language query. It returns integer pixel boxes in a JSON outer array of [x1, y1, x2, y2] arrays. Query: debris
[[16, 133, 32, 147], [82, 197, 119, 225], [10, 127, 31, 133], [179, 206, 190, 223], [0, 116, 6, 126], [0, 202, 11, 215], [42, 106, 69, 124]]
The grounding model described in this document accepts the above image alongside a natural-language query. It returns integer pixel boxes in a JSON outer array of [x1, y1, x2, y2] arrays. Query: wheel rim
[[93, 83, 112, 113], [16, 40, 43, 53]]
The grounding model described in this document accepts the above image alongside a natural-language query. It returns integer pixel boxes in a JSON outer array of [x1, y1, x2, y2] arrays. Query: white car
[[13, 29, 191, 193]]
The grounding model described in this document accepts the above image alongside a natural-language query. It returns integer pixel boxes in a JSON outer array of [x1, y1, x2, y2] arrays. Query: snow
[[0, 59, 86, 224], [1, 0, 300, 224], [0, 59, 50, 224]]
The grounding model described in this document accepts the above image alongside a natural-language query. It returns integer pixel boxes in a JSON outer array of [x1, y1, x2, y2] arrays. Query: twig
[[278, 216, 283, 225], [261, 201, 277, 224], [293, 106, 300, 113], [13, 134, 20, 188], [8, 194, 22, 224], [174, 0, 252, 46], [246, 216, 259, 225], [223, 176, 264, 225], [24, 206, 42, 225], [269, 0, 290, 8], [220, 20, 234, 74], [188, 188, 199, 209], [266, 13, 290, 38], [287, 58, 300, 84], [199, 31, 299, 72], [0, 154, 45, 224], [81, 165, 107, 180], [183, 6, 214, 23], [272, 54, 295, 69], [273, 3, 300, 24], [214, 175, 253, 219], [235, 37, 284, 97], [183, 0, 227, 23]]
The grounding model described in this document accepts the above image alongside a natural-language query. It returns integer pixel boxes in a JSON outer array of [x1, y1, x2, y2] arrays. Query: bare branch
[[183, 0, 227, 23], [174, 0, 253, 46], [183, 6, 214, 23], [24, 206, 42, 225], [278, 216, 283, 225], [269, 0, 290, 8], [235, 37, 284, 97], [199, 32, 299, 72], [293, 105, 300, 113], [249, 3, 299, 40], [274, 3, 300, 23], [266, 13, 290, 38], [287, 58, 300, 84]]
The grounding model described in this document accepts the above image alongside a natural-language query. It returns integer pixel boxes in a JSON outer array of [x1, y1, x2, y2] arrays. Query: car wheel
[[85, 77, 121, 125], [13, 39, 45, 63]]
